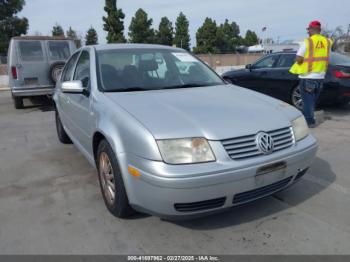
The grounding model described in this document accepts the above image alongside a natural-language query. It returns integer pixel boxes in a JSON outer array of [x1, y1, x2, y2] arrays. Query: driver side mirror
[[61, 80, 84, 94], [246, 64, 253, 70]]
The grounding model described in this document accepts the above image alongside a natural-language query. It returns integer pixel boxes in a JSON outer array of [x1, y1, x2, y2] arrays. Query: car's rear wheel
[[291, 85, 303, 110], [55, 110, 72, 144], [13, 96, 24, 109], [97, 140, 134, 218]]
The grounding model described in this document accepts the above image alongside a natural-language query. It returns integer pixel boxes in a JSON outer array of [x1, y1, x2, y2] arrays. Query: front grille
[[174, 197, 226, 213], [232, 176, 293, 205], [222, 127, 295, 160]]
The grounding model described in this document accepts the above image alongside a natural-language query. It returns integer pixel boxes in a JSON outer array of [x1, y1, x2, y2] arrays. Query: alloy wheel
[[292, 86, 303, 110], [99, 152, 116, 206]]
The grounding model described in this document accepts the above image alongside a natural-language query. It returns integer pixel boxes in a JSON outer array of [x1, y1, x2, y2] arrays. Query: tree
[[156, 17, 173, 46], [103, 0, 126, 43], [128, 8, 155, 44], [174, 12, 191, 51], [52, 24, 64, 37], [85, 27, 98, 45], [0, 0, 29, 54], [217, 19, 241, 53], [66, 26, 82, 47], [244, 30, 259, 46], [193, 18, 219, 54]]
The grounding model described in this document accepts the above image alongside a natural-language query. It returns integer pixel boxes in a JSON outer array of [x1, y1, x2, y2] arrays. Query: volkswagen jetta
[[53, 44, 317, 219]]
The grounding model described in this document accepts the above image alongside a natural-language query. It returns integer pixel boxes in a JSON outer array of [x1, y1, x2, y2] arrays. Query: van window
[[18, 41, 44, 61], [48, 41, 70, 60]]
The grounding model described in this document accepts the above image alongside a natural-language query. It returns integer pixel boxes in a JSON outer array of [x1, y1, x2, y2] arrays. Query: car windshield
[[97, 48, 224, 92], [48, 41, 71, 60], [330, 52, 350, 67]]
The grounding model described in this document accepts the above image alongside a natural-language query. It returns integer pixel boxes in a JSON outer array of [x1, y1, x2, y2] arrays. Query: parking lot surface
[[0, 91, 350, 254]]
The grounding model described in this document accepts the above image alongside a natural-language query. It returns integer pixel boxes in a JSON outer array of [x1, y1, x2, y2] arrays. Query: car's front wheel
[[55, 110, 72, 144], [291, 85, 303, 110], [97, 139, 134, 218]]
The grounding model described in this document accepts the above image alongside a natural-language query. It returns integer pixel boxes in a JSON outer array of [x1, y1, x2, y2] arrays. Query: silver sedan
[[53, 44, 317, 219]]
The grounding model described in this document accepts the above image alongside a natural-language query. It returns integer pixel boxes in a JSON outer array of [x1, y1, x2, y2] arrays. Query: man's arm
[[296, 56, 304, 65], [296, 41, 307, 65]]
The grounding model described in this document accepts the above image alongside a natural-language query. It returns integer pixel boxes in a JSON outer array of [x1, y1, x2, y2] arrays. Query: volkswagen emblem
[[256, 132, 274, 155]]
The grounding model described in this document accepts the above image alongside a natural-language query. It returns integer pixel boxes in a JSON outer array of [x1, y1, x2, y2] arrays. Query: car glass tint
[[97, 49, 223, 91], [48, 41, 70, 60], [276, 54, 295, 68], [253, 55, 279, 69], [330, 52, 350, 67], [73, 51, 90, 88], [18, 41, 44, 61], [62, 52, 80, 82]]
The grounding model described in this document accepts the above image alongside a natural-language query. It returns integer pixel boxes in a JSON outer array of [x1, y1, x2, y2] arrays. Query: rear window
[[330, 52, 350, 67], [18, 41, 44, 61], [48, 41, 70, 60]]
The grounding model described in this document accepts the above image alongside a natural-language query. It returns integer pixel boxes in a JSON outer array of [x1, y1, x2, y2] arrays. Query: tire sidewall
[[97, 140, 132, 218]]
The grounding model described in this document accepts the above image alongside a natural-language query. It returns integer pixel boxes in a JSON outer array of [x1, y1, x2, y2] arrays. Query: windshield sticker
[[172, 52, 198, 62]]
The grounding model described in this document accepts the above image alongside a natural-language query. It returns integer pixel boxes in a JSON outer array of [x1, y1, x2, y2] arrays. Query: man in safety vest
[[290, 20, 332, 127]]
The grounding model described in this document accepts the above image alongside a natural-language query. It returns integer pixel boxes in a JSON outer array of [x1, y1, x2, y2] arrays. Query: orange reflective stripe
[[325, 38, 331, 68], [307, 38, 314, 73], [304, 57, 329, 62]]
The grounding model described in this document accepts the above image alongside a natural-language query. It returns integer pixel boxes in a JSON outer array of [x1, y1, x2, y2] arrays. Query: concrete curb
[[0, 86, 10, 91]]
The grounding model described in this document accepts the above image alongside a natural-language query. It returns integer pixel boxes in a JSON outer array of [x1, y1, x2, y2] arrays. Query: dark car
[[222, 52, 350, 109]]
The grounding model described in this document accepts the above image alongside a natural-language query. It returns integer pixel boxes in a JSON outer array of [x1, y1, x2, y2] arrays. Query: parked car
[[7, 36, 76, 109], [54, 44, 317, 219], [222, 51, 350, 109]]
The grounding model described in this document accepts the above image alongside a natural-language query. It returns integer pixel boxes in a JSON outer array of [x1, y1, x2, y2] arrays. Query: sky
[[19, 0, 350, 47]]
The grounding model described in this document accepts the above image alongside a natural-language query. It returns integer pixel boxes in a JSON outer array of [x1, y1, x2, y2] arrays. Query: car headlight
[[157, 138, 216, 164], [292, 116, 309, 141]]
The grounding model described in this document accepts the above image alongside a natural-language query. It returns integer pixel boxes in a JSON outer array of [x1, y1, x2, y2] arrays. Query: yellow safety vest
[[290, 34, 332, 75]]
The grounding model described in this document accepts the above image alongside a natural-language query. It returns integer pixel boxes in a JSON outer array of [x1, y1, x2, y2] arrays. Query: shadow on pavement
[[24, 96, 54, 112], [170, 157, 335, 230]]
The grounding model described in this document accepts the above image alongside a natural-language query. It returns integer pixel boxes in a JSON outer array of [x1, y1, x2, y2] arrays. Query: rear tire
[[13, 96, 24, 109], [291, 85, 303, 110], [55, 110, 72, 144], [97, 139, 135, 218]]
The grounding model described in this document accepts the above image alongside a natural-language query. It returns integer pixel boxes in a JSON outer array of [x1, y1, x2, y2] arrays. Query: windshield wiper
[[104, 87, 150, 92], [162, 83, 215, 90]]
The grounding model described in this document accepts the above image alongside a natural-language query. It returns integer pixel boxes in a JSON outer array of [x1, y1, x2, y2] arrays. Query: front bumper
[[118, 135, 318, 219], [11, 86, 55, 97]]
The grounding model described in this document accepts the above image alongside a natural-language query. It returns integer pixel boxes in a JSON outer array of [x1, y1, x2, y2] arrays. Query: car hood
[[106, 85, 300, 140]]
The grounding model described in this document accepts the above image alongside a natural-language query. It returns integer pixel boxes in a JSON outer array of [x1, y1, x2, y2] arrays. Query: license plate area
[[255, 161, 287, 187]]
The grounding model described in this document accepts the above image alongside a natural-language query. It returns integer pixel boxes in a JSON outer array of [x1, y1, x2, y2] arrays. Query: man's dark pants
[[300, 78, 323, 126]]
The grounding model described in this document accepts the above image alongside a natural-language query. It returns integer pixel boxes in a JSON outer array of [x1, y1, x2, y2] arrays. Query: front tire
[[55, 110, 72, 144], [291, 85, 303, 110], [13, 96, 24, 109], [97, 139, 134, 218]]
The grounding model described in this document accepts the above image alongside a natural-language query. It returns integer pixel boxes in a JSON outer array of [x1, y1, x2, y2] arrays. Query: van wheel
[[97, 139, 135, 218], [50, 62, 65, 83], [291, 85, 303, 110], [13, 96, 24, 109], [55, 110, 72, 144]]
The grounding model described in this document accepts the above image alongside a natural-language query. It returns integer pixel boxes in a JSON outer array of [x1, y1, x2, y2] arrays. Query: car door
[[57, 51, 81, 130], [65, 49, 93, 152], [237, 54, 280, 94], [271, 53, 299, 101]]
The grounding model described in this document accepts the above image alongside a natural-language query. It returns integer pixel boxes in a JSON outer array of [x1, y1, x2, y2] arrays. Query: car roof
[[93, 43, 185, 52], [12, 36, 72, 41]]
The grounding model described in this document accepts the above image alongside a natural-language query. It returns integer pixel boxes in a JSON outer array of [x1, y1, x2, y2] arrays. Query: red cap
[[308, 20, 321, 29]]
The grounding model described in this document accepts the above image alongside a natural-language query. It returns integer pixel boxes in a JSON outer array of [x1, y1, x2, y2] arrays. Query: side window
[[73, 51, 90, 88], [61, 52, 80, 82], [253, 55, 279, 69], [18, 41, 44, 61], [276, 54, 296, 68]]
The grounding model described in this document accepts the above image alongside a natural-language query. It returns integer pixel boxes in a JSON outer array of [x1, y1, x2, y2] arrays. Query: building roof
[[12, 36, 72, 41]]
